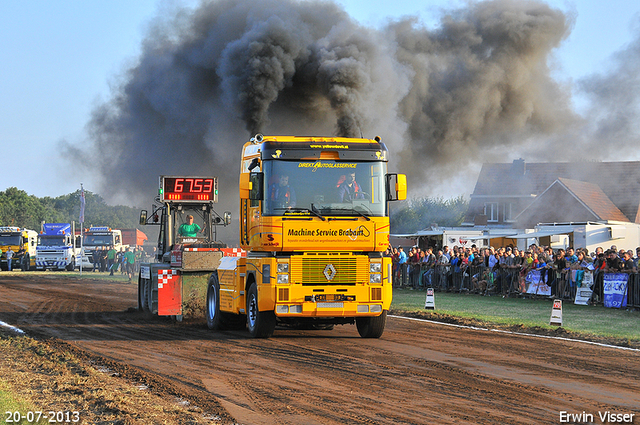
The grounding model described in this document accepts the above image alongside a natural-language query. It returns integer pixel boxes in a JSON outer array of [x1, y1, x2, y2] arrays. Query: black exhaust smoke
[[64, 0, 637, 214]]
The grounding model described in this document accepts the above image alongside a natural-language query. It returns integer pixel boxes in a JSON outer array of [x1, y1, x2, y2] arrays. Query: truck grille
[[290, 253, 368, 285]]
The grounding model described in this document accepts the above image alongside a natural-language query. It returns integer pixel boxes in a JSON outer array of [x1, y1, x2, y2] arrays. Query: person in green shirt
[[124, 247, 136, 282], [107, 245, 117, 276], [178, 215, 202, 238]]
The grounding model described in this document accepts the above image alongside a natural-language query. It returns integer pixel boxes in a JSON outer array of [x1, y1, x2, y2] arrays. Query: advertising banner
[[603, 273, 628, 308], [574, 271, 594, 305], [525, 269, 551, 296], [283, 221, 375, 250]]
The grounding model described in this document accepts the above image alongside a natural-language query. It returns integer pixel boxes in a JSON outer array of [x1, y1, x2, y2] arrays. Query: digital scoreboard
[[160, 176, 218, 202]]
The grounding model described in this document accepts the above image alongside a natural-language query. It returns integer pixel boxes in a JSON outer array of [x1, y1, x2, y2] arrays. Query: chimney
[[511, 158, 526, 176]]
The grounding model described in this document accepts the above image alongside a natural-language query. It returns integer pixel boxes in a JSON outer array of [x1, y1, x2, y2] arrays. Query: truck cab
[[36, 223, 78, 271], [0, 226, 38, 270], [79, 227, 125, 270], [211, 134, 407, 338]]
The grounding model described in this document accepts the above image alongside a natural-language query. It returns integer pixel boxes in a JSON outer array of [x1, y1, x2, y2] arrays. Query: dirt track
[[1, 274, 639, 424]]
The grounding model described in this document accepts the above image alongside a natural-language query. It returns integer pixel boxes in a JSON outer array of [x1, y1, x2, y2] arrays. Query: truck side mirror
[[249, 172, 264, 201], [140, 210, 147, 225], [386, 174, 407, 201], [224, 211, 232, 226]]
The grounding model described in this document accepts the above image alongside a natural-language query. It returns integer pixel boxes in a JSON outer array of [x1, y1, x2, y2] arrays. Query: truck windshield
[[262, 159, 387, 217], [38, 236, 65, 247], [0, 234, 21, 246], [83, 235, 113, 246]]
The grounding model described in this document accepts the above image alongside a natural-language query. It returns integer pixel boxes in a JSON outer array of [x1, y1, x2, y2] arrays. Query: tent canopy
[[508, 230, 571, 239]]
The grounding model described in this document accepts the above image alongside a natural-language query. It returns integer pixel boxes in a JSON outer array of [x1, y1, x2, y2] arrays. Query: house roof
[[556, 178, 629, 222], [515, 178, 629, 223], [469, 161, 640, 223]]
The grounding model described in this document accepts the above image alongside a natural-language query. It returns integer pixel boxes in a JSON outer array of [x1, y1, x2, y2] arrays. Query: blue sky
[[1, 0, 639, 201]]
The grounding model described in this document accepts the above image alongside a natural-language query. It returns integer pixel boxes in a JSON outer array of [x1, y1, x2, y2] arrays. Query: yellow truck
[[138, 135, 406, 338], [213, 134, 406, 337], [0, 226, 38, 270]]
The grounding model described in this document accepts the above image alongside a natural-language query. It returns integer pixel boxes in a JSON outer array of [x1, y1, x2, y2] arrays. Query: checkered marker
[[158, 269, 178, 289], [222, 248, 246, 257], [181, 247, 246, 257]]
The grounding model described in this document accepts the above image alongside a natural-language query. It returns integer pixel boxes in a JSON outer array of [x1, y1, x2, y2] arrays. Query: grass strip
[[0, 379, 39, 425], [391, 288, 640, 347]]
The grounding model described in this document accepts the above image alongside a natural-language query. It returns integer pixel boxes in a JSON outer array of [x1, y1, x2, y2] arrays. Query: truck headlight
[[277, 263, 289, 273], [276, 305, 289, 314], [277, 274, 289, 284], [370, 273, 381, 284], [369, 263, 381, 273]]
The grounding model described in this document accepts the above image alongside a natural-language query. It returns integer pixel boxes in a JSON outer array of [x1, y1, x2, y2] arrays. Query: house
[[515, 178, 629, 228], [463, 160, 640, 228]]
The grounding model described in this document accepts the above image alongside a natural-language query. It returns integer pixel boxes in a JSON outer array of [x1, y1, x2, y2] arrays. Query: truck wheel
[[138, 275, 147, 312], [246, 282, 276, 338], [147, 280, 157, 315], [356, 310, 387, 338], [66, 257, 75, 271], [206, 273, 223, 330], [206, 274, 246, 330], [140, 277, 153, 314]]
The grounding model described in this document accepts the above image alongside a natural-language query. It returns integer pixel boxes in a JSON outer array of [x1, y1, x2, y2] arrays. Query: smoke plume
[[67, 0, 633, 227], [578, 24, 640, 150]]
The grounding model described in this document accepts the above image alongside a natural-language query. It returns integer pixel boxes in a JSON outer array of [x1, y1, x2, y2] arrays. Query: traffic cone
[[549, 299, 563, 326], [424, 287, 435, 310]]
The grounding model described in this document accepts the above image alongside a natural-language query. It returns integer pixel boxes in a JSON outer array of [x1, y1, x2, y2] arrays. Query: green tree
[[390, 195, 469, 234], [0, 187, 61, 230], [0, 188, 143, 232]]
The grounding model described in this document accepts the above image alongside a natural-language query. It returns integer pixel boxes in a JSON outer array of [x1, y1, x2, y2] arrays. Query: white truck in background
[[79, 226, 126, 270], [35, 223, 78, 271]]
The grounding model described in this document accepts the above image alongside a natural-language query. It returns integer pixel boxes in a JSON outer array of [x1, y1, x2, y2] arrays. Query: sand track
[[0, 275, 638, 424]]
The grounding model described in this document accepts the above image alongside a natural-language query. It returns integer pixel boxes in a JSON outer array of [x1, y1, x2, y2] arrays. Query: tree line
[[0, 187, 143, 232], [390, 195, 469, 234]]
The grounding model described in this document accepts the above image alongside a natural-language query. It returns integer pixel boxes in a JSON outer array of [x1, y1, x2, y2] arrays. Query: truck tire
[[207, 274, 246, 331], [138, 274, 148, 312], [356, 310, 387, 338], [206, 274, 223, 330], [147, 280, 157, 315], [66, 257, 75, 271], [246, 282, 276, 338]]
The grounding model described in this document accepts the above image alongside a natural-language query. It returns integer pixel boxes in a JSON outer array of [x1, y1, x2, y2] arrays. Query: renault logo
[[323, 264, 336, 281]]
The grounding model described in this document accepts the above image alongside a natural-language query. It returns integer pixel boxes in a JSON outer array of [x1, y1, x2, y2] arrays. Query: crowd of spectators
[[386, 243, 640, 302]]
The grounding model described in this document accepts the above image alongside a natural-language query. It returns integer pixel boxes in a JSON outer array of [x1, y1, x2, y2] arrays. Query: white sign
[[574, 271, 594, 305], [424, 287, 435, 310], [525, 269, 551, 296]]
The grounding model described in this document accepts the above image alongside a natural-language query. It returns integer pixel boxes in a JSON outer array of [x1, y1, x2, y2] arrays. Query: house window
[[503, 203, 514, 222], [484, 203, 499, 222]]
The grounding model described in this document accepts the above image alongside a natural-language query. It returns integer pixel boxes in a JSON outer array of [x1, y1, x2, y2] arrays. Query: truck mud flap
[[158, 269, 182, 316]]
